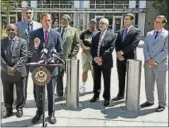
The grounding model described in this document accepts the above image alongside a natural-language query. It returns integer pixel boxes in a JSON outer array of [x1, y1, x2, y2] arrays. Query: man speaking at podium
[[29, 13, 63, 124]]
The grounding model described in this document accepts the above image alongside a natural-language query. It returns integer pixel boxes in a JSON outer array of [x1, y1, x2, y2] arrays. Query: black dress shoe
[[156, 106, 165, 112], [140, 102, 154, 108], [90, 96, 99, 102], [112, 96, 124, 101], [31, 113, 42, 124], [16, 110, 23, 118], [3, 111, 13, 118], [104, 100, 110, 106], [48, 114, 56, 124]]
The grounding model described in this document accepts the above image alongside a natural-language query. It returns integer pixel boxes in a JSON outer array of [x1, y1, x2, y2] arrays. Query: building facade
[[2, 0, 148, 35]]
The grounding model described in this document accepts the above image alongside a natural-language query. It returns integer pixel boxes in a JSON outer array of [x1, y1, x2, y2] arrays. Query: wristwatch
[[120, 51, 124, 55]]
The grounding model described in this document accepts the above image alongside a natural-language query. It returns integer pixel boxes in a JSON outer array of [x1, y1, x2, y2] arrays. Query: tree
[[1, 0, 22, 24], [151, 0, 169, 21]]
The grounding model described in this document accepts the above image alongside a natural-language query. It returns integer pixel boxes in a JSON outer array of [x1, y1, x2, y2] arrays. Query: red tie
[[44, 30, 48, 45]]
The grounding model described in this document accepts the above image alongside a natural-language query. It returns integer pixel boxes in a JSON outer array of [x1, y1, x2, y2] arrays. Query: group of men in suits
[[1, 5, 168, 126]]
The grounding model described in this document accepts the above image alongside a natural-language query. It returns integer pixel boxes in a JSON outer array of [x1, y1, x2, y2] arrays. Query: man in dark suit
[[113, 13, 141, 101], [1, 24, 28, 118], [30, 13, 63, 124], [90, 18, 116, 106]]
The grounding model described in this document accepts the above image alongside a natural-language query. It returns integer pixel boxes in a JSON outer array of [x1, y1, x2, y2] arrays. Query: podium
[[26, 63, 63, 127]]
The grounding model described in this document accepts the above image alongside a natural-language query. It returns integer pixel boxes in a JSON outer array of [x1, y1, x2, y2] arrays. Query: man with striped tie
[[16, 6, 42, 104]]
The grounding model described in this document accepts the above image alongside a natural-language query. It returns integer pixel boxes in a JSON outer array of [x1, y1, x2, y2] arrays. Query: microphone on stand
[[39, 43, 48, 64], [49, 47, 65, 64]]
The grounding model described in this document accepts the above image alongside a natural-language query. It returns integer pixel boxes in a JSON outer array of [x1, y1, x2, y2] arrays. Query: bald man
[[1, 24, 28, 118]]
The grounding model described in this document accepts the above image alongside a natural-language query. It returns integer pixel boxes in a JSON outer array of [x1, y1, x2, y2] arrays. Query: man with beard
[[56, 14, 80, 98], [1, 24, 28, 118]]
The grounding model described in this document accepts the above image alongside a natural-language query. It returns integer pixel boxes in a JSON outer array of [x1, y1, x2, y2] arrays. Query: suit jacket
[[91, 30, 116, 68], [57, 26, 80, 59], [1, 36, 28, 77], [144, 28, 168, 71], [16, 20, 42, 41], [115, 26, 141, 59], [29, 28, 63, 76]]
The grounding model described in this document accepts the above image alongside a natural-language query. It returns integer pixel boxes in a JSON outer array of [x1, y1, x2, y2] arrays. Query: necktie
[[97, 32, 103, 56], [8, 40, 13, 64], [27, 23, 32, 39], [44, 30, 48, 45], [122, 28, 128, 41], [155, 31, 159, 39], [61, 28, 65, 39]]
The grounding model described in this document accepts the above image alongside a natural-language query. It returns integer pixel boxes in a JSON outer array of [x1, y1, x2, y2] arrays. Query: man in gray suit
[[1, 24, 28, 118], [141, 15, 168, 112], [56, 14, 80, 98], [16, 6, 42, 104], [30, 13, 63, 124]]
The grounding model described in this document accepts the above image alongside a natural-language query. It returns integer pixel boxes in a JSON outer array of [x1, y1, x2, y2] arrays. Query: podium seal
[[32, 66, 51, 86]]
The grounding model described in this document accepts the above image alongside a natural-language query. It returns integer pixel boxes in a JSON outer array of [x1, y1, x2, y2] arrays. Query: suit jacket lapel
[[101, 31, 108, 46], [125, 27, 134, 39], [153, 29, 164, 44]]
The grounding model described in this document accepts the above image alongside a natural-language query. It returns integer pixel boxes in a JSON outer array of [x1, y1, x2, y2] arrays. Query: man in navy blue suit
[[30, 13, 63, 124]]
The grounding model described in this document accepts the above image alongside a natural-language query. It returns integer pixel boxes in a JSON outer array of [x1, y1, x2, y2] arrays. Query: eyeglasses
[[99, 22, 106, 25], [25, 12, 32, 14], [154, 20, 162, 24]]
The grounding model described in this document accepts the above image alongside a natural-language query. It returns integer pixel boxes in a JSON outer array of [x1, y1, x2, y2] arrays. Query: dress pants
[[35, 78, 56, 115], [93, 66, 111, 100], [116, 59, 127, 97], [1, 71, 25, 111], [56, 68, 64, 96]]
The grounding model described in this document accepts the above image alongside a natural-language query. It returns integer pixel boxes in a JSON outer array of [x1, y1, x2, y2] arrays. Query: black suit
[[1, 36, 28, 112], [91, 30, 116, 100], [30, 28, 63, 115], [115, 26, 141, 97]]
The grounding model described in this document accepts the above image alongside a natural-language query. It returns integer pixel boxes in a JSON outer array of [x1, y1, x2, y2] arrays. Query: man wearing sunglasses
[[141, 15, 168, 112], [16, 6, 42, 105], [1, 24, 28, 118]]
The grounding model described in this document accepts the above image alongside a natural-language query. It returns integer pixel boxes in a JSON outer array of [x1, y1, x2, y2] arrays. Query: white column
[[31, 0, 38, 21], [138, 13, 145, 36], [139, 0, 146, 8], [129, 0, 136, 8]]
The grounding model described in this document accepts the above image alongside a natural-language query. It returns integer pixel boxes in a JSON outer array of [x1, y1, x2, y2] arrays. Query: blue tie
[[154, 31, 159, 39], [122, 28, 128, 41]]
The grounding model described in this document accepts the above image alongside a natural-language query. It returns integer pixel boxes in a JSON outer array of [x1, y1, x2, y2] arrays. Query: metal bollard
[[125, 59, 142, 111], [65, 59, 80, 109]]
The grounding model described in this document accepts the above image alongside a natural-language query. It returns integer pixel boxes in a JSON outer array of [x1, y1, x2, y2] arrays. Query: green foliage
[[1, 0, 22, 24], [151, 0, 168, 21]]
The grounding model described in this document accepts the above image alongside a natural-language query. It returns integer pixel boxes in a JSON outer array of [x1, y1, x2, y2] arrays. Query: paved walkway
[[1, 48, 168, 127]]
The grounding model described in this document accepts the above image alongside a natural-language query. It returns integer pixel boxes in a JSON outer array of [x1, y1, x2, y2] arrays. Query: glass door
[[113, 16, 123, 33]]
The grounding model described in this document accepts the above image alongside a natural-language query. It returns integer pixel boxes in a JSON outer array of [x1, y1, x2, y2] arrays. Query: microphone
[[40, 43, 48, 62], [49, 47, 65, 64]]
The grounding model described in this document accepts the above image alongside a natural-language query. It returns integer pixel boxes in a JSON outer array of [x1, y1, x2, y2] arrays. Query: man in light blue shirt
[[16, 6, 42, 105]]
